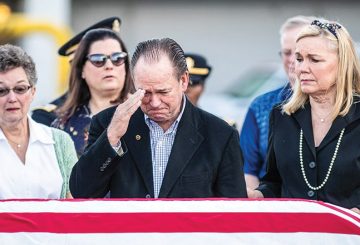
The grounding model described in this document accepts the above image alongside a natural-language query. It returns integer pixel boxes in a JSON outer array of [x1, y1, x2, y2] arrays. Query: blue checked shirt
[[144, 96, 186, 198]]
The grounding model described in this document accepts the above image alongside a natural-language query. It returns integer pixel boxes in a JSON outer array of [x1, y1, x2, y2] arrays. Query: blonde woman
[[248, 19, 360, 214]]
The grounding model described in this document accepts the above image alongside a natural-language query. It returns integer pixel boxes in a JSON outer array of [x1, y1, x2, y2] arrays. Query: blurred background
[[1, 0, 360, 128]]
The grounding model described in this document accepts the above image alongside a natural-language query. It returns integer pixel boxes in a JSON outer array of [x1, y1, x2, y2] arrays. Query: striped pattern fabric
[[146, 118, 179, 198], [144, 96, 186, 198], [0, 199, 359, 244]]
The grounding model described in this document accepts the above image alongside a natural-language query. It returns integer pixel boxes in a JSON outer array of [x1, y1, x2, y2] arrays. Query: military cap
[[185, 53, 212, 85], [58, 16, 121, 57]]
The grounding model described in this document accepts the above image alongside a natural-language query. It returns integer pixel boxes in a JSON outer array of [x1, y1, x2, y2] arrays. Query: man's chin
[[148, 115, 166, 122]]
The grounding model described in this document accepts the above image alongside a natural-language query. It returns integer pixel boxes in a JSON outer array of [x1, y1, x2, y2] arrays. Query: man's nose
[[149, 94, 161, 107]]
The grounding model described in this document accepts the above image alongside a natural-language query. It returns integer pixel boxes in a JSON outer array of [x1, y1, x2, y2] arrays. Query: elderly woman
[[248, 19, 360, 214], [0, 44, 77, 199], [51, 28, 134, 156]]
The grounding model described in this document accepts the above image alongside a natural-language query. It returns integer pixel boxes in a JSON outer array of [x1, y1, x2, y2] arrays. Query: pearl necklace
[[299, 128, 345, 190]]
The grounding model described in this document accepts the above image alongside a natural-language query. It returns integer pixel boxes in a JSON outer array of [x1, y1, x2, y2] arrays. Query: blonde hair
[[282, 19, 360, 120]]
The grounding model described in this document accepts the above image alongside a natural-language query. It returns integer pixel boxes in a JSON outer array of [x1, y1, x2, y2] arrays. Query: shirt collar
[[144, 94, 187, 133], [28, 115, 55, 144], [0, 128, 6, 141], [0, 115, 54, 145]]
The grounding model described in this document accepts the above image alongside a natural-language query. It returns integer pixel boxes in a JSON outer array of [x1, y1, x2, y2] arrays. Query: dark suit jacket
[[258, 101, 360, 209], [70, 99, 247, 198]]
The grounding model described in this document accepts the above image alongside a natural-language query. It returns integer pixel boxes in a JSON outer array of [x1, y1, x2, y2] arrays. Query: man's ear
[[180, 71, 189, 91]]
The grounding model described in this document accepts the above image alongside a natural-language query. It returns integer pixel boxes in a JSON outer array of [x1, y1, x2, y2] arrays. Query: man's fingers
[[107, 90, 145, 144], [127, 98, 142, 115], [125, 89, 144, 113], [115, 89, 144, 115]]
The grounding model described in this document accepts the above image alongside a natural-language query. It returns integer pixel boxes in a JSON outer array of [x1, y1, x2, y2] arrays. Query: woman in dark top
[[248, 19, 360, 214], [52, 28, 134, 156]]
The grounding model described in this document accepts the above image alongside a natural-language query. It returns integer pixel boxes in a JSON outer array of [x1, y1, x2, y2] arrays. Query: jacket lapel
[[293, 103, 316, 158], [124, 109, 154, 196], [294, 100, 360, 153], [159, 101, 204, 197]]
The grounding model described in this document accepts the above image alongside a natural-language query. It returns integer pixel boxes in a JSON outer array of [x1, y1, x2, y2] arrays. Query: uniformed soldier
[[31, 93, 67, 126], [185, 53, 237, 128], [184, 53, 212, 106], [31, 17, 121, 126]]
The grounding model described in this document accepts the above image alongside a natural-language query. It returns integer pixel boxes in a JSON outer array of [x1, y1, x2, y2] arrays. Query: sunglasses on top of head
[[86, 52, 128, 67]]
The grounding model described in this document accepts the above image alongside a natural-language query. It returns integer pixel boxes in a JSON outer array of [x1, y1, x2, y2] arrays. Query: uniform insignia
[[33, 104, 57, 112]]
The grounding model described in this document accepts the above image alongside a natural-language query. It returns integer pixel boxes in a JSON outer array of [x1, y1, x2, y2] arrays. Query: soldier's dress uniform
[[31, 93, 67, 126], [185, 53, 237, 128]]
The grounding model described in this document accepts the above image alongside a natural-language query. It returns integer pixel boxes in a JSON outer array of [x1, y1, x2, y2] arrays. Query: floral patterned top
[[51, 104, 92, 157]]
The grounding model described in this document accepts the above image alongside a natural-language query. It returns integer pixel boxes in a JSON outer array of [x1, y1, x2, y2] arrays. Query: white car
[[199, 63, 287, 130]]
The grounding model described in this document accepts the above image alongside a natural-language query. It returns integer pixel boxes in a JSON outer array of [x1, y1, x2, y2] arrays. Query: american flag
[[0, 198, 359, 244]]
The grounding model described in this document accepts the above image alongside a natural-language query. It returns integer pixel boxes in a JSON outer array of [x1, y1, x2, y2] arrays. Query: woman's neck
[[1, 118, 30, 164], [309, 86, 336, 108], [88, 94, 118, 115], [1, 118, 29, 143], [309, 87, 336, 124]]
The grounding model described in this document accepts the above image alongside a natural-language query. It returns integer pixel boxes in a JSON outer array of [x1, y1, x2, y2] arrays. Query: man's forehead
[[136, 84, 171, 91], [134, 75, 174, 88], [134, 57, 175, 78], [135, 54, 171, 68]]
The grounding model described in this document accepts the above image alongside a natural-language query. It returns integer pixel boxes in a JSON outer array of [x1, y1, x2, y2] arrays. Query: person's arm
[[62, 132, 78, 199], [215, 129, 247, 198], [51, 128, 78, 199], [240, 108, 262, 189], [69, 112, 126, 198], [255, 108, 282, 198], [70, 90, 144, 198], [245, 174, 260, 190]]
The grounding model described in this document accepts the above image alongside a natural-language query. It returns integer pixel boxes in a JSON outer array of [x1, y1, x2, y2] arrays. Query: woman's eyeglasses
[[87, 52, 127, 67], [0, 85, 32, 97]]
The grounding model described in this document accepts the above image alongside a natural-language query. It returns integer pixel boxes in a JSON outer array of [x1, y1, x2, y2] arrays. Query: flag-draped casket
[[0, 198, 359, 244]]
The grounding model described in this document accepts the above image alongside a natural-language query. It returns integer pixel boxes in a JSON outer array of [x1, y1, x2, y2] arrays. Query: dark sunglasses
[[87, 52, 127, 67], [0, 85, 32, 97]]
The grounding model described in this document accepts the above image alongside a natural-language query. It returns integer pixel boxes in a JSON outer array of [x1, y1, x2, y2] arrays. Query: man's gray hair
[[279, 15, 316, 36]]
